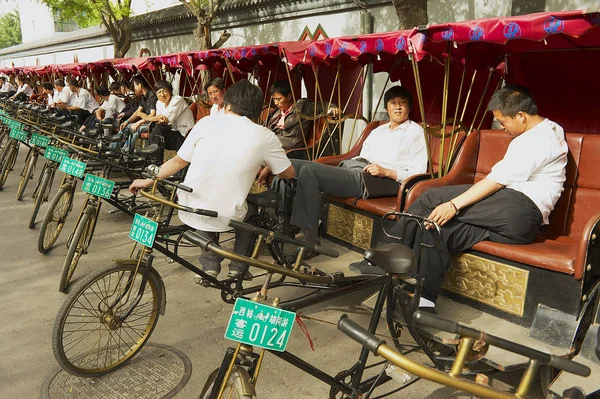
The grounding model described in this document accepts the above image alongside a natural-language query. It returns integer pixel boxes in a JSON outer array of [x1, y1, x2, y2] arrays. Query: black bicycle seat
[[135, 143, 160, 156], [39, 108, 50, 114], [363, 243, 415, 275], [247, 190, 279, 208], [54, 115, 67, 122], [60, 121, 74, 128], [103, 133, 124, 143]]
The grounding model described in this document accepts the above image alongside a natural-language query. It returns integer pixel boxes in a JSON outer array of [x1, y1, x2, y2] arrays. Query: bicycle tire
[[38, 185, 74, 253], [200, 367, 256, 399], [0, 144, 17, 189], [29, 167, 52, 228], [59, 211, 94, 293], [16, 150, 36, 200], [52, 261, 161, 377]]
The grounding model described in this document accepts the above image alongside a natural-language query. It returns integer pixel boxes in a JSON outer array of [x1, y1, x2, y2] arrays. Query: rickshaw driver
[[352, 86, 568, 313], [129, 80, 294, 280]]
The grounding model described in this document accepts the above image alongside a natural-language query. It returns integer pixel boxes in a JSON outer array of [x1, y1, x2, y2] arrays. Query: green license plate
[[44, 146, 68, 163], [9, 129, 27, 142], [129, 213, 158, 247], [81, 174, 115, 199], [30, 133, 50, 148], [59, 157, 86, 178], [224, 298, 296, 352]]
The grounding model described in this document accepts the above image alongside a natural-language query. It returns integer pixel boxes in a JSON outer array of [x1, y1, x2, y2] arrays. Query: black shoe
[[349, 259, 385, 275], [227, 269, 253, 280]]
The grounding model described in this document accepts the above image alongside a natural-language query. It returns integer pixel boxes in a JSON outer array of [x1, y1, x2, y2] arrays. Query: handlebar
[[229, 220, 339, 258], [413, 311, 590, 377], [338, 314, 385, 354], [141, 171, 193, 193], [382, 212, 442, 249], [137, 189, 217, 217]]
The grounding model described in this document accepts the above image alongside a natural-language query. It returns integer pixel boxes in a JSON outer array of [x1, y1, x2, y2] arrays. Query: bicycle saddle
[[247, 190, 279, 208], [103, 132, 124, 143], [135, 143, 161, 156], [54, 115, 67, 122], [363, 243, 415, 275]]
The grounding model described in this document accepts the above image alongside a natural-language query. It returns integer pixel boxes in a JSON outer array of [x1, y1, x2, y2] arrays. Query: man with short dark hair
[[267, 80, 339, 150], [353, 85, 568, 312], [0, 76, 16, 97], [55, 78, 98, 124], [79, 85, 126, 133], [144, 80, 194, 152], [129, 80, 295, 279], [205, 77, 225, 116], [270, 85, 426, 249], [120, 77, 157, 151]]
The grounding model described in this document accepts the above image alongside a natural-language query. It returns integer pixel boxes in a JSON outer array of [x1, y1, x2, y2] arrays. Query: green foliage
[[40, 0, 132, 29], [0, 9, 22, 49]]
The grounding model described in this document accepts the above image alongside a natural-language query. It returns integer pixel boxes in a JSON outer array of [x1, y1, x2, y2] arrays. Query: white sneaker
[[193, 270, 218, 286]]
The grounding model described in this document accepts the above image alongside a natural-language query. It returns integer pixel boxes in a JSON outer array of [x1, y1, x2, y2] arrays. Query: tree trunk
[[511, 0, 546, 16], [195, 19, 212, 50], [391, 0, 428, 30]]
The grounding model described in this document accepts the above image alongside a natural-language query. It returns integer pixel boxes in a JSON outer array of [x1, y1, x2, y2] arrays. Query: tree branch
[[211, 29, 230, 49]]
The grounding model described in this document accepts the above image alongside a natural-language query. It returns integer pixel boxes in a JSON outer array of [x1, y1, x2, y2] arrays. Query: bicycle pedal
[[385, 364, 413, 385]]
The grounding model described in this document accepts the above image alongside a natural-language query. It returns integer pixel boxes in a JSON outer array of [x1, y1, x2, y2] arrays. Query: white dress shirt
[[487, 118, 567, 225], [356, 120, 427, 182], [99, 94, 126, 119], [15, 83, 33, 97], [156, 95, 195, 136], [177, 113, 291, 232], [0, 82, 15, 93], [47, 89, 59, 106], [72, 88, 99, 113], [210, 103, 225, 116], [58, 86, 77, 106]]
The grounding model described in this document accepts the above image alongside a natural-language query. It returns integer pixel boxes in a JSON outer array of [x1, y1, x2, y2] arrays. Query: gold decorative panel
[[442, 253, 529, 317], [326, 204, 373, 250]]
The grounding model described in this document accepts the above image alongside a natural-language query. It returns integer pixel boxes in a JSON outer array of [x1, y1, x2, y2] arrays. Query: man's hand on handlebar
[[257, 167, 271, 187], [129, 178, 154, 195]]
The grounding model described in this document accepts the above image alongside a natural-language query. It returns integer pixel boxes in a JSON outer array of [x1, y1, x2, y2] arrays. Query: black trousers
[[149, 124, 185, 151], [384, 185, 542, 302], [290, 159, 363, 232], [71, 109, 91, 124]]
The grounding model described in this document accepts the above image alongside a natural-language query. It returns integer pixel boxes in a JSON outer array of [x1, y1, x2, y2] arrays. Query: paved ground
[[0, 145, 543, 398]]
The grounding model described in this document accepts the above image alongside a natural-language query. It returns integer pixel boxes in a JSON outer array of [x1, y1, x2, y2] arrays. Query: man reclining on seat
[[79, 85, 126, 135], [262, 85, 427, 252], [128, 80, 294, 280], [352, 85, 568, 313], [206, 77, 226, 116], [120, 76, 157, 151], [267, 80, 339, 150], [56, 78, 99, 125]]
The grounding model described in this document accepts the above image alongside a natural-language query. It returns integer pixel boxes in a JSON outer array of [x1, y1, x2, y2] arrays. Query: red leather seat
[[406, 130, 600, 280]]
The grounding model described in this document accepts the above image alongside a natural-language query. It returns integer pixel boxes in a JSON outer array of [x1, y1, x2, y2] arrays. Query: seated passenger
[[353, 86, 568, 313], [116, 80, 139, 123], [10, 76, 33, 102], [0, 76, 16, 97], [267, 80, 338, 150], [57, 78, 99, 124], [33, 83, 54, 105], [45, 82, 60, 107], [129, 80, 294, 279], [120, 76, 157, 151], [266, 85, 427, 249], [79, 85, 126, 134], [206, 77, 226, 116], [52, 79, 76, 112], [146, 80, 195, 152]]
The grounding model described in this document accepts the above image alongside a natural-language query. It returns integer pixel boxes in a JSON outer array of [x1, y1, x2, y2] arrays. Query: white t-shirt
[[210, 103, 224, 116], [357, 120, 427, 182], [487, 118, 567, 225], [58, 86, 77, 106], [100, 94, 126, 119], [47, 89, 59, 106], [72, 88, 99, 113], [15, 83, 33, 97], [0, 82, 15, 93], [177, 113, 291, 232], [156, 95, 195, 136]]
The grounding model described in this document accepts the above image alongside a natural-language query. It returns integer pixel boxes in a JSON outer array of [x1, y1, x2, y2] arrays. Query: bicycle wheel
[[0, 144, 17, 189], [52, 261, 161, 377], [201, 367, 256, 399], [29, 167, 52, 228], [16, 150, 36, 200], [59, 210, 95, 293], [38, 185, 73, 253]]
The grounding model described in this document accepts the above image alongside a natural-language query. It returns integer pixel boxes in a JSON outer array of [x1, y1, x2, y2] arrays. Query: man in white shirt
[[79, 85, 126, 133], [129, 80, 294, 278], [56, 78, 98, 124], [146, 80, 195, 153], [11, 76, 34, 101], [206, 77, 225, 116], [354, 85, 568, 312], [268, 86, 426, 248], [0, 76, 16, 97]]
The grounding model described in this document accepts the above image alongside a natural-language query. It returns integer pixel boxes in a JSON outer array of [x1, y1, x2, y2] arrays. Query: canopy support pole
[[477, 76, 503, 131], [314, 63, 340, 157], [446, 45, 470, 175], [469, 68, 494, 135], [439, 42, 451, 178], [411, 54, 434, 178]]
